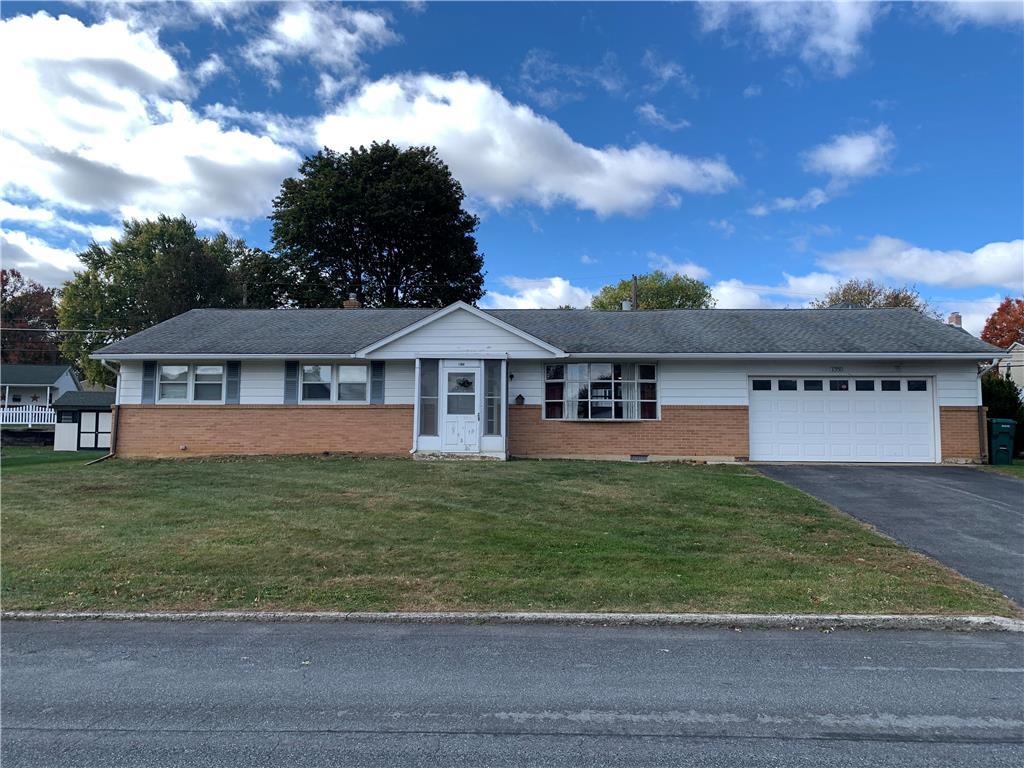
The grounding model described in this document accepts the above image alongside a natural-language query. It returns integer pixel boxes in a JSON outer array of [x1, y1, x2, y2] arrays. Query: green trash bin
[[988, 419, 1016, 465]]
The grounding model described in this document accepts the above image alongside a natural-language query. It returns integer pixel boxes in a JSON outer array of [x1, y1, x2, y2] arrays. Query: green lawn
[[985, 460, 1024, 479], [2, 450, 1017, 616]]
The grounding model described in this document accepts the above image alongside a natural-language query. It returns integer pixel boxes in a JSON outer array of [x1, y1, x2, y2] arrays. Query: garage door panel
[[750, 378, 936, 463]]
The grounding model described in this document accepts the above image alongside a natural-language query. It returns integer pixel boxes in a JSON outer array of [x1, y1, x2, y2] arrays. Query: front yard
[[2, 450, 1017, 616]]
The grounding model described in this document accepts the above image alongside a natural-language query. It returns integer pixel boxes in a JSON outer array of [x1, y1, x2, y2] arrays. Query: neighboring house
[[994, 341, 1024, 394], [92, 302, 1004, 464], [53, 391, 116, 451], [0, 363, 81, 427]]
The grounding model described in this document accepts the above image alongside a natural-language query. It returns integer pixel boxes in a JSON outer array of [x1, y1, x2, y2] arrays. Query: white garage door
[[749, 377, 936, 463]]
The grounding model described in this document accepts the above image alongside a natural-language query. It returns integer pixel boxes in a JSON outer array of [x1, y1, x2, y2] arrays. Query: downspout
[[92, 359, 121, 462], [975, 359, 1001, 463], [411, 358, 421, 454]]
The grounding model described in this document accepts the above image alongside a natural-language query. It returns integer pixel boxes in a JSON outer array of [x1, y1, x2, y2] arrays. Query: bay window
[[544, 363, 657, 421]]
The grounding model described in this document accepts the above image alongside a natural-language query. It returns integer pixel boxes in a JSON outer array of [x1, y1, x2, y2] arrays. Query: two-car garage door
[[749, 377, 936, 463]]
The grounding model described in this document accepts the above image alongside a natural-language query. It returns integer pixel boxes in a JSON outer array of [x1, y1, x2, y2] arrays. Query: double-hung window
[[337, 365, 368, 402], [158, 364, 224, 402], [301, 365, 332, 401], [300, 364, 370, 403], [544, 363, 657, 421]]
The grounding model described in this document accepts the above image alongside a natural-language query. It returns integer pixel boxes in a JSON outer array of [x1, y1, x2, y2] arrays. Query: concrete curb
[[3, 611, 1022, 632]]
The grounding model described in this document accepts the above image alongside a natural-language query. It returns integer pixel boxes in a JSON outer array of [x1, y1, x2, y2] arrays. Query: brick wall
[[113, 405, 413, 458], [507, 405, 749, 460], [940, 406, 985, 462]]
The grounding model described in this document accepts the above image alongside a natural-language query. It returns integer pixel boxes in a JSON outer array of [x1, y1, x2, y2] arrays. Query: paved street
[[3, 620, 1023, 767], [759, 465, 1024, 605]]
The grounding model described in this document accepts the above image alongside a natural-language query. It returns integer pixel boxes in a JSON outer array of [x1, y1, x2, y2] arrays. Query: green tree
[[590, 271, 716, 310], [271, 142, 484, 308], [982, 372, 1024, 457], [811, 278, 936, 315], [58, 216, 262, 383]]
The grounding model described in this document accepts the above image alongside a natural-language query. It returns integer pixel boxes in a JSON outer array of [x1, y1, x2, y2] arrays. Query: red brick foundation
[[113, 404, 413, 458], [940, 406, 986, 463], [507, 404, 750, 461]]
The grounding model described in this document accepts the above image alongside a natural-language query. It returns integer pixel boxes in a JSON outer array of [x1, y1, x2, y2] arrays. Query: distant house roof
[[0, 363, 76, 386], [93, 306, 1003, 358], [52, 391, 115, 410]]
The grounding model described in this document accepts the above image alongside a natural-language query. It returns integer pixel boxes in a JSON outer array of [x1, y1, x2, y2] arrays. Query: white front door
[[442, 365, 480, 452]]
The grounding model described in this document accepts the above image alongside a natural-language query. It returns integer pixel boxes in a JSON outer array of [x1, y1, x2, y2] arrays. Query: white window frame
[[542, 362, 659, 422], [298, 364, 371, 405], [156, 363, 226, 405]]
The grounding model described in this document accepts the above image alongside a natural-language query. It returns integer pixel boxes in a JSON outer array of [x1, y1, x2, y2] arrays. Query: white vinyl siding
[[367, 307, 557, 359], [240, 361, 285, 404], [118, 361, 144, 404], [384, 360, 415, 404]]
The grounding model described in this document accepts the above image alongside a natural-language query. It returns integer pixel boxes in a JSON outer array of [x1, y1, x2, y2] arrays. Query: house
[[0, 363, 81, 427], [994, 341, 1024, 395], [91, 302, 1003, 464], [53, 391, 116, 451]]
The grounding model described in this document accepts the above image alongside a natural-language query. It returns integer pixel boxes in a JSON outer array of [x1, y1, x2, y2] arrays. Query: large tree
[[1, 269, 60, 364], [981, 297, 1024, 348], [271, 142, 484, 308], [591, 271, 716, 310], [58, 216, 280, 382], [811, 278, 935, 314]]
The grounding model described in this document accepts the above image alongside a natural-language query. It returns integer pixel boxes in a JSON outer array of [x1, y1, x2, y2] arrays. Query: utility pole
[[631, 274, 639, 310]]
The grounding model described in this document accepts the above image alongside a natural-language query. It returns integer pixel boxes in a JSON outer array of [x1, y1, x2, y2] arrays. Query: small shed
[[52, 391, 115, 452]]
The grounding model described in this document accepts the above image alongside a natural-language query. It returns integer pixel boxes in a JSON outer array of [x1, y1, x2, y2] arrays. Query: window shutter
[[283, 361, 299, 404], [225, 361, 241, 404], [370, 361, 385, 404], [141, 361, 157, 404]]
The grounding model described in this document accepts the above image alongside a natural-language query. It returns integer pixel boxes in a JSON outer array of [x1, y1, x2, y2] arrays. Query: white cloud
[[699, 1, 880, 77], [708, 218, 736, 237], [802, 124, 894, 179], [923, 1, 1024, 29], [742, 84, 762, 98], [642, 50, 698, 96], [241, 2, 397, 98], [518, 49, 625, 109], [482, 276, 594, 309], [751, 125, 894, 215], [935, 294, 1003, 337], [0, 11, 300, 231], [1, 201, 121, 243], [314, 73, 738, 216], [195, 53, 226, 84], [636, 103, 691, 131], [711, 272, 839, 309], [648, 252, 711, 280], [1, 229, 82, 286], [580, 254, 598, 265], [818, 236, 1024, 290]]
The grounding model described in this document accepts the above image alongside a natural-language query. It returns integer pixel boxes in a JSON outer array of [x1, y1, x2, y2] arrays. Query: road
[[759, 464, 1024, 604], [3, 620, 1023, 767]]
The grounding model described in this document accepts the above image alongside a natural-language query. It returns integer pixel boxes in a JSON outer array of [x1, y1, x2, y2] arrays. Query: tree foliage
[[590, 271, 716, 311], [58, 216, 284, 383], [1, 269, 59, 364], [982, 372, 1024, 456], [271, 142, 485, 308], [810, 278, 935, 315], [981, 297, 1024, 348]]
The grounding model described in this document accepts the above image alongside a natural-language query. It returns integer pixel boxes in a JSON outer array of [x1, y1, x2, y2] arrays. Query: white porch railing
[[0, 405, 57, 426]]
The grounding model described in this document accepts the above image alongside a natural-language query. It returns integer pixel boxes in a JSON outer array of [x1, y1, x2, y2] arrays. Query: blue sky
[[1, 1, 1021, 333]]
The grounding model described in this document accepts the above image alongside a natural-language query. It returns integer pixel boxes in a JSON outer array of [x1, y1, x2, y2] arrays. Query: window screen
[[419, 360, 439, 436]]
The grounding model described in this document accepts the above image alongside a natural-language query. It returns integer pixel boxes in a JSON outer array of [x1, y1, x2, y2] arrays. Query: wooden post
[[631, 274, 639, 309]]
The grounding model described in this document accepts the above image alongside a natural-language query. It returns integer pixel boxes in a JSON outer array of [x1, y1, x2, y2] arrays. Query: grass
[[984, 460, 1024, 479], [1, 449, 1018, 616]]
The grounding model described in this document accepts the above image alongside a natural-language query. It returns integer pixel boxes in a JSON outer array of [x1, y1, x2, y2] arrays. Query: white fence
[[0, 405, 57, 426]]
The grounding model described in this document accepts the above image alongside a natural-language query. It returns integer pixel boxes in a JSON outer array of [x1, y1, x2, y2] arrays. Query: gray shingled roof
[[52, 391, 115, 410], [93, 307, 1000, 358], [0, 363, 74, 385]]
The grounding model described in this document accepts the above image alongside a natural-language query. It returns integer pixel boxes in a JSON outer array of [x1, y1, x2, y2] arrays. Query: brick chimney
[[947, 311, 962, 328], [342, 292, 361, 309]]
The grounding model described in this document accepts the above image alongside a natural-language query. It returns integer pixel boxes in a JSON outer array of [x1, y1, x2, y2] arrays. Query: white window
[[193, 365, 224, 401], [544, 363, 657, 420], [158, 365, 189, 401], [337, 365, 369, 402], [301, 365, 332, 401]]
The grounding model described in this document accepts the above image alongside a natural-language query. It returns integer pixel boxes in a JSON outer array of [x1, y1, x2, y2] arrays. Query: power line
[[0, 327, 113, 333]]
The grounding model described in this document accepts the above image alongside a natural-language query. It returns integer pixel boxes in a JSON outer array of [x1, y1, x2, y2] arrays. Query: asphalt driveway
[[758, 465, 1024, 606]]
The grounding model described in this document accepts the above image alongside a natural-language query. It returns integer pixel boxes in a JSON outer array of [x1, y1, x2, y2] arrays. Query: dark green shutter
[[284, 361, 299, 404], [370, 361, 385, 403], [141, 361, 157, 404], [225, 361, 241, 404]]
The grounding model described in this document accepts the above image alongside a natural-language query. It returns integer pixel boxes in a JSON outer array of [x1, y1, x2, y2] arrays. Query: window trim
[[542, 362, 659, 422], [156, 363, 226, 405], [298, 363, 371, 405], [336, 364, 370, 404]]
